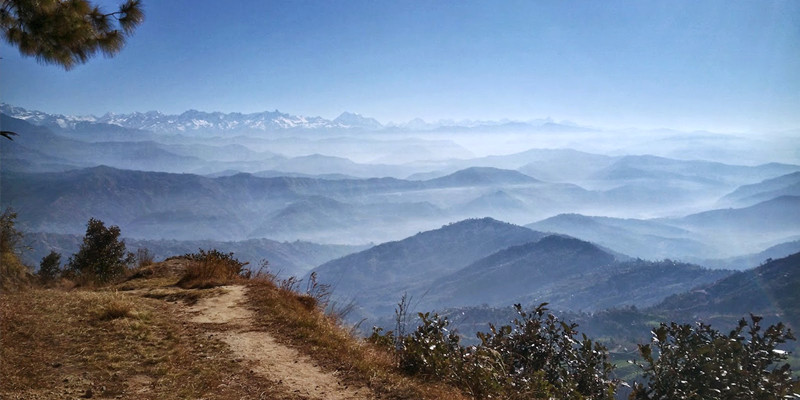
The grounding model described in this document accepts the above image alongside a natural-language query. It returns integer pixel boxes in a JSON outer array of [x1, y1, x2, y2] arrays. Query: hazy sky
[[2, 0, 799, 132]]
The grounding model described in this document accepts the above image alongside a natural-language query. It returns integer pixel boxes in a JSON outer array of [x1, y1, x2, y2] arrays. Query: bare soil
[[186, 285, 371, 400]]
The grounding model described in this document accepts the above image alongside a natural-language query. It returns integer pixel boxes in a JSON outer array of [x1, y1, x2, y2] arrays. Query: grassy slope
[[245, 281, 468, 399], [0, 260, 467, 400], [0, 288, 284, 399]]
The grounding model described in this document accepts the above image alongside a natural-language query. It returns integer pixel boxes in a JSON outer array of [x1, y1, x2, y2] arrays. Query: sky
[[1, 0, 799, 132]]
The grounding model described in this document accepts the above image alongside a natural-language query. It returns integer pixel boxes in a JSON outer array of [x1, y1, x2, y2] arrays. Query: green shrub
[[477, 303, 617, 399], [38, 251, 62, 283], [1, 208, 31, 291], [67, 218, 134, 284], [375, 302, 617, 399], [630, 315, 797, 400], [400, 312, 463, 378]]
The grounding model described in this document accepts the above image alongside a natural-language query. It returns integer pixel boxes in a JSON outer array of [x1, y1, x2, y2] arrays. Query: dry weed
[[177, 258, 245, 289], [246, 280, 470, 400], [0, 288, 283, 399]]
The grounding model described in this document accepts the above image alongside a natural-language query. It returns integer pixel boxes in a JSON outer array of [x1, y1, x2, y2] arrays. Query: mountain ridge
[[1, 103, 592, 136]]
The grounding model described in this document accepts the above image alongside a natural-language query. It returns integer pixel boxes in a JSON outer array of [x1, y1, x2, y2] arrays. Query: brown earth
[[186, 285, 371, 400]]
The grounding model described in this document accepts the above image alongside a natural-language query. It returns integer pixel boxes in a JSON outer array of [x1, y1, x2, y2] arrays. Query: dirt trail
[[186, 285, 369, 400]]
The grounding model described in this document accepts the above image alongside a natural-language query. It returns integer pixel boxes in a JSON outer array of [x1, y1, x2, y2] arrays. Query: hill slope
[[426, 167, 539, 187], [424, 235, 617, 309], [422, 238, 731, 313], [309, 218, 546, 317], [527, 214, 704, 261], [718, 171, 800, 207], [654, 252, 800, 330], [0, 262, 466, 399]]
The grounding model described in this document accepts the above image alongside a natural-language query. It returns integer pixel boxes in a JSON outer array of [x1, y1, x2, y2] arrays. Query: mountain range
[[306, 218, 732, 321], [4, 107, 799, 262], [2, 103, 799, 349], [653, 251, 800, 330], [432, 251, 799, 356], [308, 218, 546, 317], [0, 103, 586, 136]]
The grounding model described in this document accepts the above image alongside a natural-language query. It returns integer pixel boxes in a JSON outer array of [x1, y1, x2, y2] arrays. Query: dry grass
[[0, 288, 287, 399], [245, 279, 470, 400], [1, 257, 469, 400], [95, 292, 135, 320], [0, 251, 31, 293], [176, 258, 245, 289]]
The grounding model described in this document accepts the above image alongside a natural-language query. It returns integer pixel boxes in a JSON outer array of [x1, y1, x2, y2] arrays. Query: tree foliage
[[38, 250, 62, 283], [373, 303, 617, 399], [631, 315, 796, 400], [0, 207, 25, 255], [68, 218, 133, 283], [477, 303, 617, 399], [1, 208, 30, 290], [1, 0, 144, 69]]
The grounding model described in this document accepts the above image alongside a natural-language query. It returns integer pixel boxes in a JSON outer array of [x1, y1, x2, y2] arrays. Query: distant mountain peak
[[0, 104, 380, 135], [1, 103, 598, 136], [333, 112, 383, 130]]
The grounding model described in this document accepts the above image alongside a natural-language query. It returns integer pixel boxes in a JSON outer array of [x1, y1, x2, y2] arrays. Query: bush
[[1, 208, 31, 291], [375, 302, 617, 399], [67, 218, 134, 284], [477, 303, 617, 399], [399, 312, 463, 378], [38, 251, 62, 283], [176, 248, 250, 289], [630, 314, 797, 400], [135, 247, 155, 268]]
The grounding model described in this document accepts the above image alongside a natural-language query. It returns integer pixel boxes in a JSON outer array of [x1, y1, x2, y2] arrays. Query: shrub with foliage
[[0, 208, 31, 290], [38, 250, 62, 283], [400, 312, 463, 378], [630, 314, 796, 400], [67, 218, 134, 284], [373, 302, 617, 399], [477, 303, 617, 399], [0, 208, 24, 255], [176, 248, 250, 289]]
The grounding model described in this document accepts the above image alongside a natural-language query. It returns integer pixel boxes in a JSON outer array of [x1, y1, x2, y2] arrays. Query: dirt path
[[186, 285, 370, 400]]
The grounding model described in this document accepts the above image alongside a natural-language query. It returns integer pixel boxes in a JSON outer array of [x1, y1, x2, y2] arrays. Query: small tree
[[1, 208, 30, 290], [630, 315, 796, 400], [0, 208, 25, 255], [38, 250, 62, 283], [68, 218, 134, 284]]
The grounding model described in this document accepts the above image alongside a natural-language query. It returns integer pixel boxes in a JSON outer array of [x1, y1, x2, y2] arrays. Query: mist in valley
[[3, 3, 800, 393], [3, 105, 799, 274]]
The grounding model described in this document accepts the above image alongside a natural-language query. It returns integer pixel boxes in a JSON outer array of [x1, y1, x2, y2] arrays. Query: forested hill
[[654, 251, 800, 330]]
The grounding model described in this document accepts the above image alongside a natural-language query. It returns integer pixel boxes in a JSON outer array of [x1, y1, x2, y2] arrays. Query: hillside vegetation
[[0, 256, 468, 399], [2, 211, 799, 399]]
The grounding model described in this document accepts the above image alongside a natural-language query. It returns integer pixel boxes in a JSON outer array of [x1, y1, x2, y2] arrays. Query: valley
[[4, 2, 798, 397], [2, 104, 799, 358]]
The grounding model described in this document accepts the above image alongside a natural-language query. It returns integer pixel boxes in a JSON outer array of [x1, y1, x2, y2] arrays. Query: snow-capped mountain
[[0, 103, 587, 136], [332, 112, 383, 130], [0, 104, 383, 135], [0, 103, 99, 130]]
